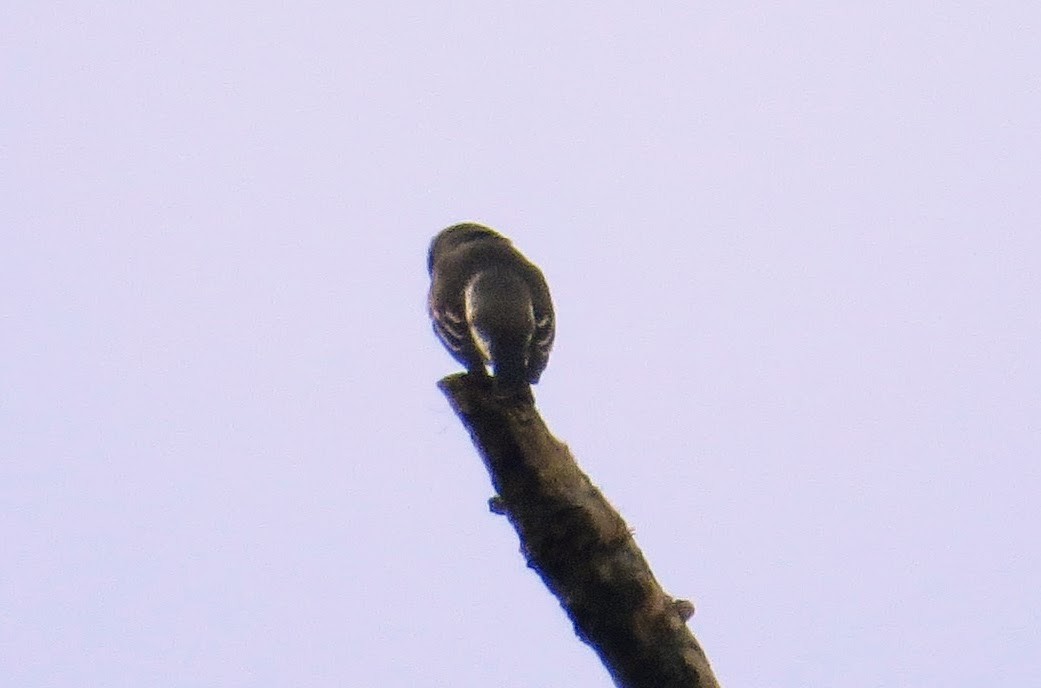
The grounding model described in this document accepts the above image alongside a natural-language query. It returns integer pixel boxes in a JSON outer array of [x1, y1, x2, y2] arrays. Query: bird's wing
[[526, 265, 555, 383], [429, 274, 484, 370], [430, 296, 468, 352]]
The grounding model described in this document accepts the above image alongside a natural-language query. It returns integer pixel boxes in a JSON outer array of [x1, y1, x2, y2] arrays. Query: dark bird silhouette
[[428, 223, 555, 392]]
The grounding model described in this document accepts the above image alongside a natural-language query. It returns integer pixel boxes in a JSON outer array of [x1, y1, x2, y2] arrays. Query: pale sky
[[3, 3, 1039, 686]]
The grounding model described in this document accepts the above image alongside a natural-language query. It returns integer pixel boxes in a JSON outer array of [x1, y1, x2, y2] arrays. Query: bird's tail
[[464, 267, 535, 394], [489, 336, 530, 391]]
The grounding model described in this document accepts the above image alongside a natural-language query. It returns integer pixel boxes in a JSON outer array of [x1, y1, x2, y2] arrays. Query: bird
[[427, 222, 555, 393]]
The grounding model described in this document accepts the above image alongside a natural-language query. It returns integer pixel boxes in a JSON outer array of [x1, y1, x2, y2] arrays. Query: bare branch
[[438, 373, 721, 688]]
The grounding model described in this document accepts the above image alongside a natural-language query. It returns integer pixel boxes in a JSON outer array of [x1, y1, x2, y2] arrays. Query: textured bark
[[438, 373, 721, 688]]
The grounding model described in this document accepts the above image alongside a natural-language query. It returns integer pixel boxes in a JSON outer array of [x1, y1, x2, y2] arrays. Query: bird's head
[[428, 222, 507, 274]]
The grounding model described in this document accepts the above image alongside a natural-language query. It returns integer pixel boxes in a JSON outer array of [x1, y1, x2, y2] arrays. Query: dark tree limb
[[438, 373, 721, 688]]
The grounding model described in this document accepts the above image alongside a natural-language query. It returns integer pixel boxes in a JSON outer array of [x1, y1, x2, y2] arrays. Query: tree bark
[[438, 373, 721, 688]]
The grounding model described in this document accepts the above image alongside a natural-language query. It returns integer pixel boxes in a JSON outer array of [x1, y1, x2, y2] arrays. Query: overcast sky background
[[4, 3, 1039, 687]]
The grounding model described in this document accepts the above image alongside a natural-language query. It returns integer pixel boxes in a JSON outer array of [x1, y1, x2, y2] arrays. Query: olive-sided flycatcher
[[427, 223, 555, 391]]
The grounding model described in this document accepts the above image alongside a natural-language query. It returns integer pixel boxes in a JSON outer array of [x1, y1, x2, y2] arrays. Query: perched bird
[[427, 223, 555, 391]]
